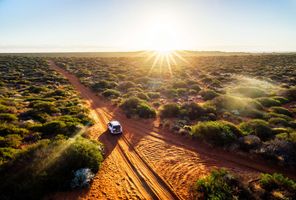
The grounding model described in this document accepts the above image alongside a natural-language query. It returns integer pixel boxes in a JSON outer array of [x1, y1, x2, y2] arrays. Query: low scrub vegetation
[[190, 121, 242, 146], [193, 169, 296, 200], [53, 54, 296, 169], [120, 97, 156, 118], [0, 56, 102, 199], [193, 169, 253, 199]]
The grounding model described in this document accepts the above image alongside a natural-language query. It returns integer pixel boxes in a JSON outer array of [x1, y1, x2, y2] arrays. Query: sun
[[142, 13, 185, 53], [155, 49, 173, 56]]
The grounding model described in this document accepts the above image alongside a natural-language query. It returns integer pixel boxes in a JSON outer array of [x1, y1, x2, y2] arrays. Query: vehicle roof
[[110, 120, 121, 126]]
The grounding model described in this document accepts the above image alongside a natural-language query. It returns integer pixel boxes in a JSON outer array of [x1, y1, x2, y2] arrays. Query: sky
[[0, 0, 296, 52]]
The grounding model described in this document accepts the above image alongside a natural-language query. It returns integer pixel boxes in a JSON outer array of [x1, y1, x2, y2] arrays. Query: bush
[[180, 102, 205, 120], [280, 87, 296, 101], [270, 106, 293, 117], [120, 97, 140, 117], [259, 173, 296, 192], [256, 97, 281, 107], [0, 134, 22, 148], [46, 89, 67, 97], [272, 96, 289, 104], [193, 169, 252, 199], [30, 101, 60, 114], [0, 147, 19, 165], [239, 135, 261, 151], [27, 86, 47, 94], [163, 88, 178, 98], [269, 117, 290, 127], [70, 168, 95, 189], [276, 132, 296, 143], [147, 92, 160, 99], [191, 121, 242, 146], [0, 124, 29, 137], [199, 89, 219, 100], [102, 89, 120, 98], [40, 121, 66, 136], [258, 139, 296, 166], [0, 137, 104, 199], [239, 119, 273, 141], [117, 81, 136, 91], [0, 104, 15, 113], [137, 92, 150, 100], [120, 97, 155, 118], [160, 103, 180, 118], [137, 103, 156, 118], [0, 113, 17, 122], [176, 88, 187, 96], [91, 80, 117, 92], [190, 84, 201, 92]]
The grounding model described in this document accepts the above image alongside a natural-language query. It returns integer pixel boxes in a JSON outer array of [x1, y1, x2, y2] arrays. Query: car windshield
[[113, 125, 121, 131]]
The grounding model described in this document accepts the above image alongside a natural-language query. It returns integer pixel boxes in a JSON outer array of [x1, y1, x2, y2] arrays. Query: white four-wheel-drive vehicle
[[107, 120, 123, 134]]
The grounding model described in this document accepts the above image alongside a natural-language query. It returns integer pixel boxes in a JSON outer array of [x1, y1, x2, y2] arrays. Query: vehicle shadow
[[98, 130, 121, 158]]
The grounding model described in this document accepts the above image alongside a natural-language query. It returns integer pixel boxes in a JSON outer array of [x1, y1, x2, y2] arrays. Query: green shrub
[[117, 81, 136, 91], [160, 103, 180, 118], [259, 173, 296, 192], [40, 121, 66, 136], [268, 112, 293, 121], [27, 86, 47, 94], [191, 121, 242, 146], [120, 97, 141, 113], [120, 97, 155, 118], [193, 169, 252, 199], [280, 87, 296, 101], [199, 89, 219, 100], [163, 88, 178, 98], [46, 89, 67, 97], [180, 102, 205, 120], [0, 147, 20, 165], [0, 104, 15, 113], [0, 124, 29, 137], [136, 103, 156, 118], [190, 84, 201, 92], [92, 80, 117, 92], [176, 88, 187, 96], [0, 104, 10, 113], [269, 117, 290, 127], [0, 113, 17, 122], [0, 134, 22, 148], [137, 92, 150, 100], [58, 137, 103, 174], [256, 97, 281, 107], [272, 127, 290, 135], [270, 106, 293, 117], [239, 119, 273, 141], [147, 92, 160, 99], [102, 89, 120, 98], [276, 132, 296, 143], [0, 137, 104, 199], [172, 80, 187, 88], [272, 96, 289, 104], [30, 101, 60, 114]]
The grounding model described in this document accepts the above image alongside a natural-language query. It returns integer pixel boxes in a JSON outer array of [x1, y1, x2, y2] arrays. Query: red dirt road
[[48, 61, 294, 200]]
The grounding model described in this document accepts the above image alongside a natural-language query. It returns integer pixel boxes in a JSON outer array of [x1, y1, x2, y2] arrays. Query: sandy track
[[49, 60, 294, 200], [49, 61, 180, 200]]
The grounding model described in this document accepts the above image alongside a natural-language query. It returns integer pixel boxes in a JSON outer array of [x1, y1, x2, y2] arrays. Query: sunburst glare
[[141, 50, 191, 77]]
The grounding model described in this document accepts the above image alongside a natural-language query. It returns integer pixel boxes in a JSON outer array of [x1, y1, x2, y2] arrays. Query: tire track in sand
[[49, 60, 181, 200]]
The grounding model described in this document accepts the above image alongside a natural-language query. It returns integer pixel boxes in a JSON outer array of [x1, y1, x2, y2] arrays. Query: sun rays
[[139, 50, 190, 77]]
